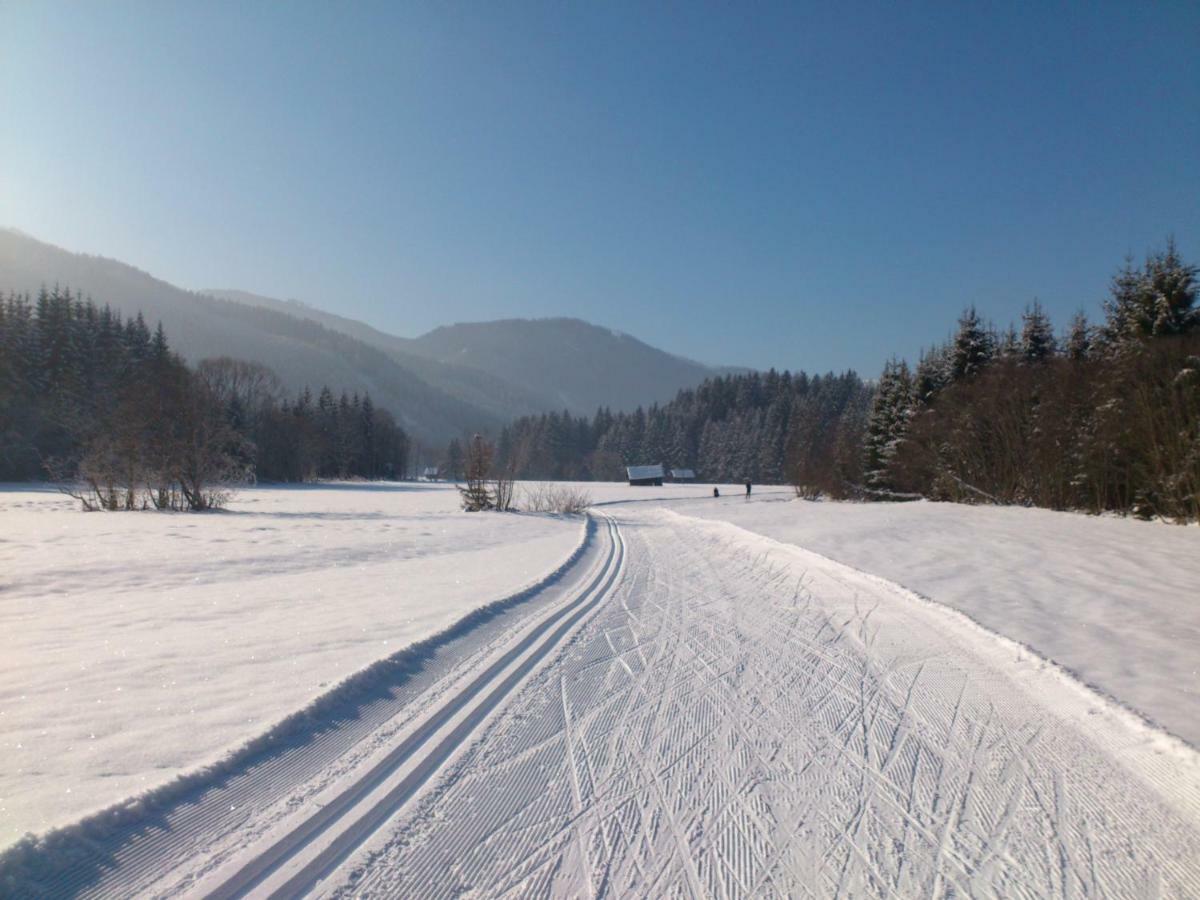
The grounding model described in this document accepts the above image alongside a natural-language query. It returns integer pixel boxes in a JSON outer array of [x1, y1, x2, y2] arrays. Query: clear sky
[[2, 2, 1197, 375]]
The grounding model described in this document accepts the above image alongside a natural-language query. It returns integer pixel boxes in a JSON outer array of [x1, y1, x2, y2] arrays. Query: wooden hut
[[626, 464, 665, 486]]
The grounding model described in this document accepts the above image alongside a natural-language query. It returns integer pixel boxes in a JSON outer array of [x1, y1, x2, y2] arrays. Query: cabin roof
[[626, 464, 665, 480]]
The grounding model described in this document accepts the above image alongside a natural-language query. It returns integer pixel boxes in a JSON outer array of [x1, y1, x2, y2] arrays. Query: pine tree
[[150, 321, 170, 362], [458, 434, 494, 511], [1104, 240, 1198, 346], [1065, 312, 1091, 361], [1020, 301, 1056, 362], [913, 344, 951, 406], [950, 307, 994, 380], [359, 393, 377, 478], [862, 359, 912, 491], [125, 312, 151, 362]]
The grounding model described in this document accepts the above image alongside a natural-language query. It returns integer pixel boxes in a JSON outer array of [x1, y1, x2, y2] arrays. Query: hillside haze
[[409, 318, 730, 416], [0, 229, 734, 442], [0, 229, 499, 444], [205, 290, 734, 416]]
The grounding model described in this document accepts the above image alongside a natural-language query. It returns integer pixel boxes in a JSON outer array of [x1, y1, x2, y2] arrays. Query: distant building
[[669, 468, 696, 482], [627, 464, 664, 486], [422, 466, 441, 481]]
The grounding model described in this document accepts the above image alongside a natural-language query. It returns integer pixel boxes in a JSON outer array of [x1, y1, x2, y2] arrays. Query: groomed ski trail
[[6, 505, 1200, 899], [329, 507, 1200, 898], [0, 514, 619, 899], [198, 514, 625, 898]]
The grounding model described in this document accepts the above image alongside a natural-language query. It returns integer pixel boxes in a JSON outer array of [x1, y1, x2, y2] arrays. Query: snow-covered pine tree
[[1020, 301, 1056, 362], [1104, 239, 1198, 346], [1065, 311, 1092, 361], [950, 307, 994, 380], [913, 344, 951, 406], [862, 358, 913, 493]]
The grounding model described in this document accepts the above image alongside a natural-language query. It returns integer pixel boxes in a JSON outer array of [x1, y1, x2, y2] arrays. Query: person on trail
[[713, 486, 720, 498], [745, 480, 752, 497]]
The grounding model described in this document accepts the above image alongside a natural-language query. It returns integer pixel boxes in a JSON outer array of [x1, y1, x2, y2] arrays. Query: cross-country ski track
[[4, 504, 1200, 898]]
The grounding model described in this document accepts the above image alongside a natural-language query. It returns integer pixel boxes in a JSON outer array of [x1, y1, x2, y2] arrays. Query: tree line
[[8, 241, 1195, 521], [476, 368, 873, 495], [0, 288, 409, 508], [863, 241, 1199, 521], [468, 241, 1198, 523]]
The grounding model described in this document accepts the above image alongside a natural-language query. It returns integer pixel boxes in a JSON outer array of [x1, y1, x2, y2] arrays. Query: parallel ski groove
[[204, 514, 625, 899], [338, 508, 1200, 899]]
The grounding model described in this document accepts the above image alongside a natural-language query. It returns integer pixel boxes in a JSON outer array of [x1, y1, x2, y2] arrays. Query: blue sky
[[2, 2, 1197, 374]]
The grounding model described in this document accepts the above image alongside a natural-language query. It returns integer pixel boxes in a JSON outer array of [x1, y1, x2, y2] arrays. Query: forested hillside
[[207, 292, 733, 420], [203, 289, 558, 422], [492, 369, 872, 489], [0, 229, 501, 443], [0, 288, 409, 501], [409, 318, 736, 416], [1, 231, 732, 439]]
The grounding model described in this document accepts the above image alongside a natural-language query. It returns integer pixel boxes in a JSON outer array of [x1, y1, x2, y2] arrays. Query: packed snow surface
[[0, 483, 581, 848], [675, 493, 1200, 746], [2, 481, 1199, 898], [331, 508, 1200, 898]]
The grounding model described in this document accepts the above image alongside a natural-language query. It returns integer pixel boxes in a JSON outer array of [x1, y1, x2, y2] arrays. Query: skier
[[713, 486, 720, 498], [745, 480, 752, 497]]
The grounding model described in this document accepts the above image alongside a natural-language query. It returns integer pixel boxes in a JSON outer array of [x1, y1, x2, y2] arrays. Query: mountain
[[206, 293, 737, 417], [405, 318, 730, 415], [0, 228, 500, 444], [202, 289, 556, 423], [1, 227, 739, 443]]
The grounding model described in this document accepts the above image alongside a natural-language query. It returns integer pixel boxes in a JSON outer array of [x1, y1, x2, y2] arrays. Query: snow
[[0, 483, 582, 849], [324, 506, 1200, 897], [675, 493, 1200, 747], [3, 480, 1199, 896]]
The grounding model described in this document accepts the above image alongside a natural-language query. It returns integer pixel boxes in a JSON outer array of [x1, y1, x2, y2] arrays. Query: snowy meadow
[[0, 482, 582, 847], [2, 479, 1198, 867]]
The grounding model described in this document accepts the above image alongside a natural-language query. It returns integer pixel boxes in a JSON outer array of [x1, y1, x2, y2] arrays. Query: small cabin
[[627, 464, 665, 486], [670, 468, 696, 483], [422, 466, 441, 481]]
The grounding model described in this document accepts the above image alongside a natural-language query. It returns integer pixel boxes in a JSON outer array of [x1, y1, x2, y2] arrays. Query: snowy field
[[674, 493, 1200, 747], [0, 483, 583, 848], [2, 480, 1199, 897]]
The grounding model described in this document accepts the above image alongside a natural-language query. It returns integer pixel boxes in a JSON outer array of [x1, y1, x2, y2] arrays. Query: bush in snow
[[520, 483, 592, 515]]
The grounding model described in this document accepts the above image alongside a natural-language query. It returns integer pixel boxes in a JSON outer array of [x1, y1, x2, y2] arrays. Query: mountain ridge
[[1, 228, 744, 443], [0, 228, 500, 443]]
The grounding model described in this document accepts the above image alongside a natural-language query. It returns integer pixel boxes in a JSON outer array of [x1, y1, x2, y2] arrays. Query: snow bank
[[0, 483, 582, 849], [675, 493, 1200, 747]]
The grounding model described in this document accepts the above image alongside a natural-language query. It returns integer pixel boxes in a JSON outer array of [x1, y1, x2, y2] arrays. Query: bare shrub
[[521, 482, 592, 514], [493, 462, 516, 512], [168, 370, 251, 510], [521, 481, 552, 511], [46, 362, 247, 512]]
